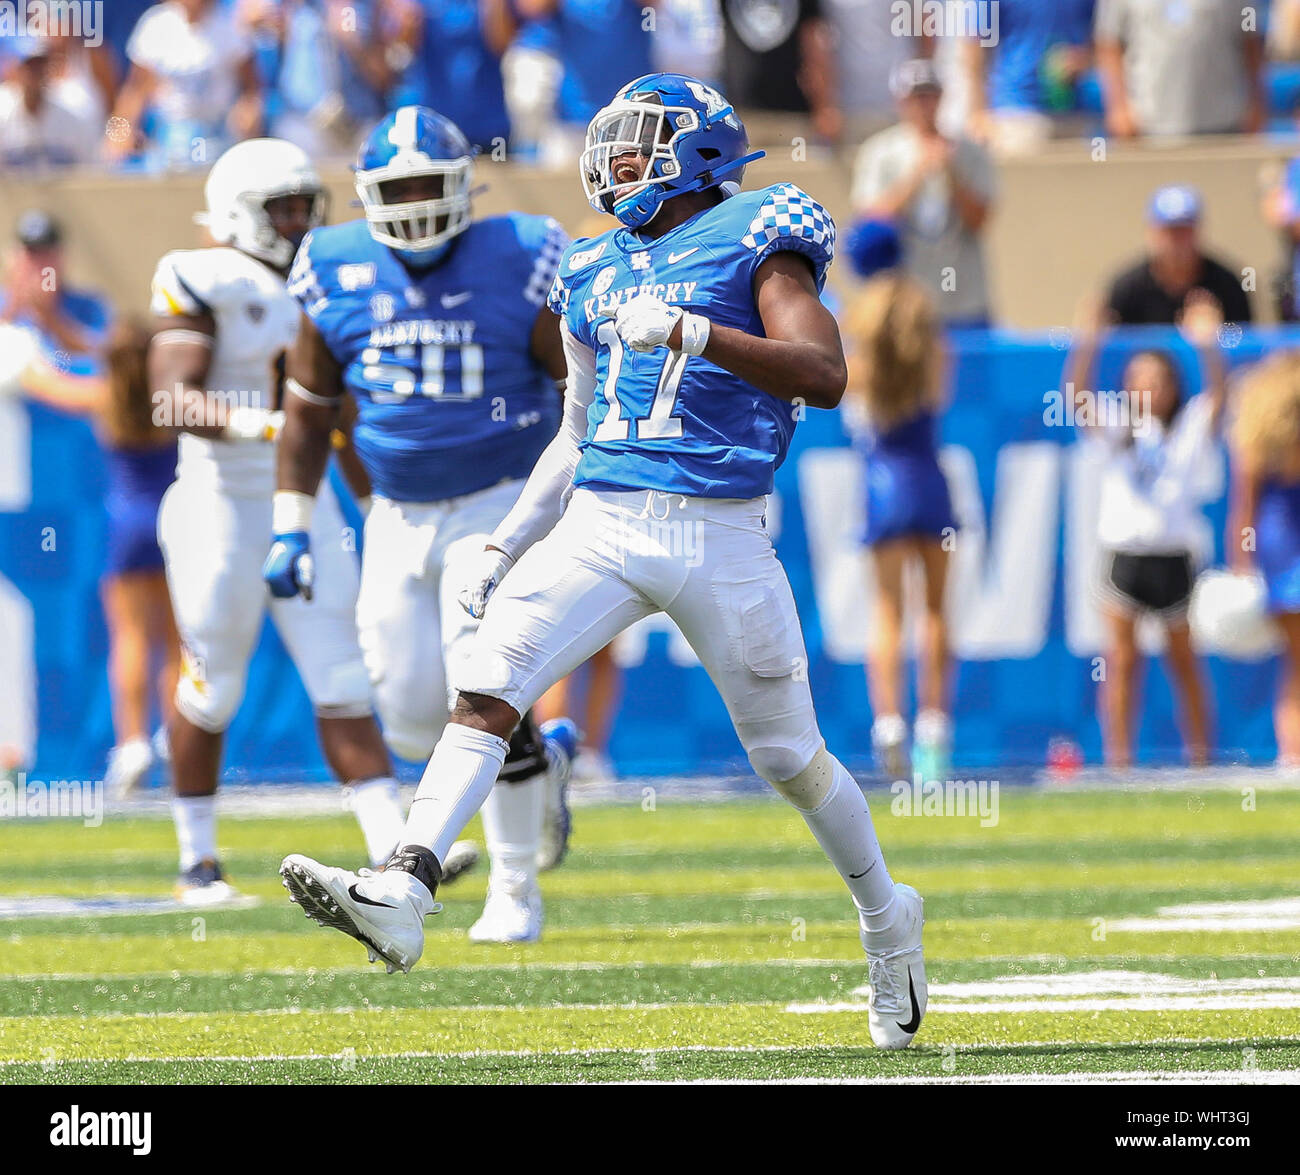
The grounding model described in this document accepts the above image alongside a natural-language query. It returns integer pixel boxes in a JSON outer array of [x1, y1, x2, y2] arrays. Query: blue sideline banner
[[3, 328, 1298, 782]]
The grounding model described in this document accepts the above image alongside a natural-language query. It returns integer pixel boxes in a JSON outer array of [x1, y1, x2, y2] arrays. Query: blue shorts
[[1257, 480, 1300, 613], [861, 453, 957, 547], [104, 494, 165, 577]]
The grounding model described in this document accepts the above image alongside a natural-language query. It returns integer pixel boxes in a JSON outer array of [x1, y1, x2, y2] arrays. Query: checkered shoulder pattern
[[738, 183, 836, 290], [525, 216, 570, 308]]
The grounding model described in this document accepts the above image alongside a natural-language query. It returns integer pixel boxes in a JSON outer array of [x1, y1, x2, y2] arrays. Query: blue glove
[[263, 531, 314, 601]]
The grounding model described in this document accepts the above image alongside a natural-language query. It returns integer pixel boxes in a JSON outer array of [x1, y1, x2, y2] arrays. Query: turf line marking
[[790, 997, 1300, 1014], [616, 1069, 1300, 1086]]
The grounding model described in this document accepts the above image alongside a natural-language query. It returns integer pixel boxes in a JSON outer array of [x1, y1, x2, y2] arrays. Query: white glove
[[614, 292, 683, 353], [458, 546, 515, 619], [224, 406, 285, 441]]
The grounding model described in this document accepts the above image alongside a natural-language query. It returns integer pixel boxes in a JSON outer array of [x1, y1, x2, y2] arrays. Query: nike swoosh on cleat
[[667, 248, 700, 264], [347, 883, 397, 909], [896, 968, 922, 1034]]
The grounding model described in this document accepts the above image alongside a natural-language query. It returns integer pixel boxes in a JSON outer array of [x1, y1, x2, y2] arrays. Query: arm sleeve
[[488, 321, 595, 562], [740, 184, 837, 291]]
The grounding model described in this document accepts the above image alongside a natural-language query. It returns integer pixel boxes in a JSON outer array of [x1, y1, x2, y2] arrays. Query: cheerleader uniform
[[856, 409, 956, 546], [1255, 478, 1300, 613], [103, 439, 176, 578]]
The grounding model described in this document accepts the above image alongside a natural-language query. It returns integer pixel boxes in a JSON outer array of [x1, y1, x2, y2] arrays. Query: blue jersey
[[289, 214, 568, 503], [548, 183, 836, 499]]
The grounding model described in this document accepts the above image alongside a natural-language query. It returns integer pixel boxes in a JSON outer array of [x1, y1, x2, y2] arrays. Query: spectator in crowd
[[823, 0, 925, 143], [852, 59, 996, 327], [44, 26, 117, 128], [102, 0, 158, 80], [0, 39, 104, 168], [1095, 0, 1264, 138], [0, 212, 109, 360], [842, 266, 957, 783], [1104, 185, 1252, 326], [1066, 292, 1229, 768], [237, 0, 393, 157], [13, 320, 180, 796], [501, 14, 563, 161], [516, 0, 653, 154], [719, 0, 838, 144], [390, 0, 514, 152], [110, 0, 263, 169], [652, 0, 724, 84], [1261, 156, 1300, 322], [963, 0, 1095, 155], [1229, 351, 1300, 768]]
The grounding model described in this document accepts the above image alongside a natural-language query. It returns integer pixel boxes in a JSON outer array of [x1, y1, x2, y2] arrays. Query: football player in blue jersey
[[263, 106, 577, 943], [280, 75, 928, 1047]]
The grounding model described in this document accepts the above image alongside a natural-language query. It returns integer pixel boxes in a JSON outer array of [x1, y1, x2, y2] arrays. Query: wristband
[[272, 490, 315, 534], [679, 312, 711, 357]]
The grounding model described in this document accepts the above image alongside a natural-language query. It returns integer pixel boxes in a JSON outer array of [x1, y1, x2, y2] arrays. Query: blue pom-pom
[[845, 218, 902, 279]]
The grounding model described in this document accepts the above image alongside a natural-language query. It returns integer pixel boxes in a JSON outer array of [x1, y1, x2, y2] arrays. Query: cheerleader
[[1067, 293, 1227, 767], [843, 273, 956, 780], [1227, 351, 1300, 766]]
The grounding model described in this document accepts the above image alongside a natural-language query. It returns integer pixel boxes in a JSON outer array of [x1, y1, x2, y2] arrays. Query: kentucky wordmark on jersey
[[548, 183, 835, 499], [289, 213, 569, 504]]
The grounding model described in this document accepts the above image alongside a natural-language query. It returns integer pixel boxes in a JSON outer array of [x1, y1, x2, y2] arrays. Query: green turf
[[2, 787, 1299, 1082]]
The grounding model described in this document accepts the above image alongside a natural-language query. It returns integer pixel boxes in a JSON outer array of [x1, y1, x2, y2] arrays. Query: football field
[[3, 782, 1300, 1084]]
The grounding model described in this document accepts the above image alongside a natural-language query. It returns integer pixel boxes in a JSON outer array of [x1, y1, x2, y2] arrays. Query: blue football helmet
[[581, 73, 765, 229], [355, 106, 473, 266]]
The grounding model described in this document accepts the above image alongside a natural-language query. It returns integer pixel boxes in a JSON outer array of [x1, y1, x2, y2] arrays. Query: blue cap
[[1148, 185, 1202, 226], [845, 218, 903, 280]]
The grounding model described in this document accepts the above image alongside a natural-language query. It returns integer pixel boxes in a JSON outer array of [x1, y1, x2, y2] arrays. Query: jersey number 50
[[591, 321, 687, 442]]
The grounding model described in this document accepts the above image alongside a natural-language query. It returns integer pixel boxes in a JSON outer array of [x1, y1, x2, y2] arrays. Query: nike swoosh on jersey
[[667, 248, 701, 264], [440, 292, 473, 308]]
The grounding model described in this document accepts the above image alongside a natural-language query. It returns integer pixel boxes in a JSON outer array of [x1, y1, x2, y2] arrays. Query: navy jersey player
[[279, 75, 928, 1048], [263, 107, 576, 943]]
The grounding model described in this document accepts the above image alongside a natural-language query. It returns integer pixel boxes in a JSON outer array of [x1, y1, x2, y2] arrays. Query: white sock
[[402, 723, 509, 868], [346, 776, 405, 867], [481, 776, 543, 896], [172, 794, 216, 871], [796, 757, 897, 931]]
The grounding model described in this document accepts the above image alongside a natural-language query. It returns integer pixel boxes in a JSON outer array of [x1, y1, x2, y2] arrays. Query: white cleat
[[468, 885, 543, 944], [279, 853, 438, 973], [174, 859, 240, 907], [107, 737, 153, 799], [862, 882, 927, 1049]]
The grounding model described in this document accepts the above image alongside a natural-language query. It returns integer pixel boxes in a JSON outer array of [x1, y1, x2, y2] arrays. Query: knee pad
[[761, 744, 835, 810], [174, 671, 241, 734], [498, 709, 546, 783], [304, 658, 373, 715]]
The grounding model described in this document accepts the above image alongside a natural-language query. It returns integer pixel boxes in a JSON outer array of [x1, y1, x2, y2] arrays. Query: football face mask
[[355, 157, 472, 253], [581, 98, 694, 226]]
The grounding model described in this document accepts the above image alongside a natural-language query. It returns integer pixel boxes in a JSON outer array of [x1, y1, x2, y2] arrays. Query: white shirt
[[1093, 392, 1224, 555], [0, 83, 101, 167], [127, 2, 250, 135]]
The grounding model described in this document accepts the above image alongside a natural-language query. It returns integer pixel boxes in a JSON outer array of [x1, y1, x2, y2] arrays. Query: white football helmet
[[199, 138, 326, 269], [1188, 569, 1278, 659]]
